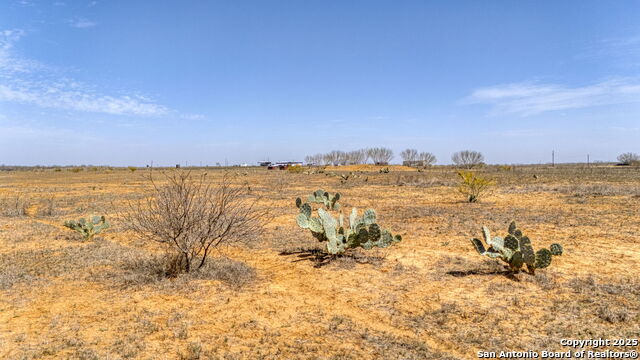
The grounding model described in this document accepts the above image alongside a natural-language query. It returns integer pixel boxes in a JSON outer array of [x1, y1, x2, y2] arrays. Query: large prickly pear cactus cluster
[[471, 221, 562, 274], [64, 215, 110, 241], [306, 189, 341, 210], [295, 190, 401, 255]]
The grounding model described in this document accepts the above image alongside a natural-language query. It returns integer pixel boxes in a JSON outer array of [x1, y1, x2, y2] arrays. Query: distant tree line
[[305, 148, 490, 167], [303, 149, 639, 167], [305, 147, 394, 165]]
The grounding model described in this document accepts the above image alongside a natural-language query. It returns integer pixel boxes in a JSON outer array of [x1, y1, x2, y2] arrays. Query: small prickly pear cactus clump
[[295, 193, 401, 255], [307, 189, 341, 210], [549, 243, 563, 256], [470, 221, 562, 274], [64, 215, 110, 241]]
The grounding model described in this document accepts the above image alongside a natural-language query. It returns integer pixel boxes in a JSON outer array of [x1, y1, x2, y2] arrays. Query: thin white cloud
[[575, 34, 640, 69], [0, 83, 169, 116], [610, 126, 640, 132], [0, 29, 24, 47], [465, 78, 640, 116], [484, 129, 547, 138], [181, 113, 206, 120], [0, 29, 169, 117], [0, 29, 43, 74], [598, 35, 640, 60], [68, 18, 97, 28]]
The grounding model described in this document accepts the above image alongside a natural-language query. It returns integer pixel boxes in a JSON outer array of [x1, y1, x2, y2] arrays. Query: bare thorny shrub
[[0, 194, 29, 216], [125, 170, 268, 274]]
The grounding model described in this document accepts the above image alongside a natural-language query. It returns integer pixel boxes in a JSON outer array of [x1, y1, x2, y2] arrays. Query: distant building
[[267, 161, 303, 170]]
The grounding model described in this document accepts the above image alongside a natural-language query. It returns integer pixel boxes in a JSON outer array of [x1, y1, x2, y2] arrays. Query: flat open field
[[1, 165, 639, 359]]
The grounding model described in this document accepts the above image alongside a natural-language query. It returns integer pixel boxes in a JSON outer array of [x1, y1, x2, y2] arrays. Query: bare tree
[[336, 151, 349, 166], [322, 153, 333, 165], [617, 152, 639, 165], [308, 153, 325, 165], [306, 148, 382, 165], [400, 149, 419, 163], [418, 152, 437, 166], [125, 171, 266, 273], [323, 151, 342, 166], [304, 155, 313, 164], [346, 149, 366, 164], [452, 150, 484, 169], [368, 147, 394, 165]]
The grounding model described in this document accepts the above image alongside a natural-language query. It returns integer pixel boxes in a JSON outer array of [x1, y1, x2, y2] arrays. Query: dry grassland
[[0, 165, 638, 359]]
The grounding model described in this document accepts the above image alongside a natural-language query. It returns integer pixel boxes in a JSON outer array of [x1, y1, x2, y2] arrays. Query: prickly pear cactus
[[470, 221, 562, 274], [549, 243, 563, 256], [63, 215, 110, 241], [534, 248, 552, 269], [307, 189, 341, 210], [294, 194, 401, 255]]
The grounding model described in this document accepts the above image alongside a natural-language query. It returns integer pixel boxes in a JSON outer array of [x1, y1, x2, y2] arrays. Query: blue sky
[[1, 0, 639, 166]]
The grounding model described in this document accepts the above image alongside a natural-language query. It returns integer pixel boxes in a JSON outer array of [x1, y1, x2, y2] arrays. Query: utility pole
[[587, 154, 590, 168], [552, 150, 555, 167]]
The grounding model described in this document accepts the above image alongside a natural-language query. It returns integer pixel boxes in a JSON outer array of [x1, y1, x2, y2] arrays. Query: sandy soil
[[0, 165, 638, 359]]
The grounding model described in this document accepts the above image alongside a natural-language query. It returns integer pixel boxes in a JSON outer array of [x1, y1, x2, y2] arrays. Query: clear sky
[[1, 0, 639, 166]]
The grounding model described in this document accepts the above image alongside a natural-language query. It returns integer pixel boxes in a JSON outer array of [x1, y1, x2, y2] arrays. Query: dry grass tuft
[[101, 251, 257, 290], [192, 256, 257, 288]]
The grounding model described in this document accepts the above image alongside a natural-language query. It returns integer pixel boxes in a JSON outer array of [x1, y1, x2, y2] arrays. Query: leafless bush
[[368, 147, 394, 165], [305, 153, 325, 165], [401, 150, 437, 167], [346, 149, 367, 164], [37, 196, 56, 217], [617, 152, 639, 165], [305, 148, 370, 165], [451, 150, 484, 169], [323, 150, 344, 165], [125, 170, 267, 273], [400, 148, 419, 162], [418, 152, 437, 166], [1, 194, 28, 216]]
